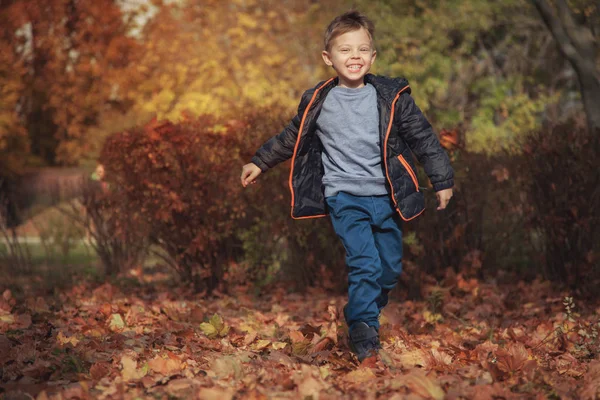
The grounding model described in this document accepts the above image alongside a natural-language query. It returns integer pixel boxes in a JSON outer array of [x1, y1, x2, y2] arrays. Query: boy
[[240, 11, 454, 363]]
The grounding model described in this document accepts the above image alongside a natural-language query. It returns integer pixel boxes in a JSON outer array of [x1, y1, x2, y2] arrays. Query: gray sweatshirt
[[315, 83, 387, 198]]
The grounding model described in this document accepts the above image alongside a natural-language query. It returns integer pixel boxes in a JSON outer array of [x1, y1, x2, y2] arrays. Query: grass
[[0, 240, 102, 296]]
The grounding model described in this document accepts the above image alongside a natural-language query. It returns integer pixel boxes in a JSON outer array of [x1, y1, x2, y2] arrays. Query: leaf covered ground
[[1, 270, 600, 399]]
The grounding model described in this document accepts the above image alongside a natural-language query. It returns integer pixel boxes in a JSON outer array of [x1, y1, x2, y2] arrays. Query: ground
[[1, 270, 600, 399]]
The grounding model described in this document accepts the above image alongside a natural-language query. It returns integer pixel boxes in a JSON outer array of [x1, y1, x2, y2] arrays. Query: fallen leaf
[[148, 354, 182, 376], [197, 387, 235, 400], [108, 313, 125, 332], [289, 330, 306, 343], [293, 365, 327, 399], [199, 322, 217, 338], [57, 331, 80, 347], [393, 369, 444, 400], [580, 360, 600, 400], [397, 349, 428, 368], [253, 339, 271, 351], [211, 355, 244, 379], [243, 331, 257, 346], [90, 362, 110, 380], [344, 367, 376, 383], [121, 356, 147, 381], [271, 341, 287, 350], [496, 342, 529, 374]]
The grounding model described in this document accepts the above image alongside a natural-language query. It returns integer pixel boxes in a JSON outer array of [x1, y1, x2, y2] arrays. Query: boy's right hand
[[241, 163, 262, 187]]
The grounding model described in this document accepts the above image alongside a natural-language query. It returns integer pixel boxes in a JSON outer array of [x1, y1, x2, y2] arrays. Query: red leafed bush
[[100, 116, 246, 293], [522, 123, 600, 285]]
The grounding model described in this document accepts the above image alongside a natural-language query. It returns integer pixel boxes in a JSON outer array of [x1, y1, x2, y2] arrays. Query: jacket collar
[[322, 74, 410, 104]]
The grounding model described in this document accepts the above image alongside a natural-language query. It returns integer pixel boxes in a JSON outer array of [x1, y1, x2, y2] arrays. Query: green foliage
[[334, 0, 567, 153]]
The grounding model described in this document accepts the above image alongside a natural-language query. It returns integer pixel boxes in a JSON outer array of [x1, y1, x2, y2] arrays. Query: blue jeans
[[325, 192, 403, 333]]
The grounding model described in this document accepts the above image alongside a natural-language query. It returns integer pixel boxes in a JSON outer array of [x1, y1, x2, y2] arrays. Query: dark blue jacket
[[251, 74, 454, 221]]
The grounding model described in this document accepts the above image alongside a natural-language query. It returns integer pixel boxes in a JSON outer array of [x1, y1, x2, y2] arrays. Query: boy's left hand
[[436, 188, 453, 210]]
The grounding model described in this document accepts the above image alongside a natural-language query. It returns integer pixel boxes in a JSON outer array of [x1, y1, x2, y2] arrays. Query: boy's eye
[[340, 49, 349, 53], [361, 48, 370, 52]]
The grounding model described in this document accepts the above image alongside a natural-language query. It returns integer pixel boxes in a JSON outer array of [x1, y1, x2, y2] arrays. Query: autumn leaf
[[197, 387, 235, 400], [252, 339, 271, 351], [423, 310, 443, 324], [211, 355, 244, 380], [398, 349, 429, 369], [293, 365, 327, 399], [289, 330, 306, 344], [148, 353, 182, 376], [57, 331, 80, 347], [392, 369, 445, 400], [121, 356, 148, 381], [580, 360, 600, 400], [496, 342, 530, 375], [271, 341, 287, 350], [108, 313, 126, 332], [200, 313, 230, 339], [90, 362, 110, 380], [199, 322, 218, 338], [344, 367, 376, 384]]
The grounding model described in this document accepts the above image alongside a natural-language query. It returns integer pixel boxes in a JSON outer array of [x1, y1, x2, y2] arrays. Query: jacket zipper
[[383, 85, 424, 222], [397, 155, 419, 191], [288, 77, 335, 219]]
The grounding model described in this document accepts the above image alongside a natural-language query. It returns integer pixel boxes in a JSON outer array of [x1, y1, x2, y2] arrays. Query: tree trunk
[[532, 0, 600, 135]]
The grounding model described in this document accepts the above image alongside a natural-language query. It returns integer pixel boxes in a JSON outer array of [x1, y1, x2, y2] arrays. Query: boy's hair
[[324, 10, 375, 51]]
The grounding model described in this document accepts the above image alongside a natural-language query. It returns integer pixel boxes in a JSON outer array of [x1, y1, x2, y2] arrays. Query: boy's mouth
[[347, 64, 363, 72]]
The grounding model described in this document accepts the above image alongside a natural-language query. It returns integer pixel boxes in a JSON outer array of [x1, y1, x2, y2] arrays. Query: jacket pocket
[[397, 154, 419, 192]]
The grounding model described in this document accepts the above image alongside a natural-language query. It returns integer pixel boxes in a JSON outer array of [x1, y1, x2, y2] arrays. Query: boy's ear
[[371, 49, 377, 64], [321, 50, 333, 67]]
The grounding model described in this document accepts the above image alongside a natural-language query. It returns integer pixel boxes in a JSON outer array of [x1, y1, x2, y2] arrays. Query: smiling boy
[[241, 11, 454, 363]]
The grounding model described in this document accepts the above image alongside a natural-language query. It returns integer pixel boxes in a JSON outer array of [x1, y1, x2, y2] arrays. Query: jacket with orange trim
[[251, 74, 454, 221]]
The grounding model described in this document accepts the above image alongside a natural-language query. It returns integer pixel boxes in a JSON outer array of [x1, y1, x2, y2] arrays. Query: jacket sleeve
[[396, 92, 454, 192], [250, 91, 310, 172]]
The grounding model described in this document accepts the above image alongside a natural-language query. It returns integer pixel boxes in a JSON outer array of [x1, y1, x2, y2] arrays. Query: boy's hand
[[436, 188, 453, 210], [241, 163, 262, 187]]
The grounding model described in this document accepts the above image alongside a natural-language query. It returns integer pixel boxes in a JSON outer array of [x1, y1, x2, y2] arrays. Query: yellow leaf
[[219, 325, 230, 337], [121, 356, 147, 381], [0, 314, 15, 324], [57, 331, 80, 347], [398, 349, 429, 369], [393, 369, 445, 400], [253, 339, 271, 351], [109, 313, 125, 331], [344, 367, 376, 383], [271, 341, 287, 350], [209, 314, 224, 332], [424, 310, 443, 324], [200, 322, 218, 339]]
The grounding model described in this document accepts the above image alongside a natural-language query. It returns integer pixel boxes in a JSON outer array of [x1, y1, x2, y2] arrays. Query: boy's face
[[322, 27, 376, 89]]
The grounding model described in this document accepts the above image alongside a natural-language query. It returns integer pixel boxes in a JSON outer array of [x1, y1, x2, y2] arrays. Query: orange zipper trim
[[383, 85, 424, 222], [398, 154, 419, 191], [288, 78, 335, 219]]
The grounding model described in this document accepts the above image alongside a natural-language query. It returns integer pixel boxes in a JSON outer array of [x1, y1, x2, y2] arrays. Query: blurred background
[[0, 0, 598, 297]]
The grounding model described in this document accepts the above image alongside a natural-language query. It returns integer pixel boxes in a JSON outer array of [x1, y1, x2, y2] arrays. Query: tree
[[0, 0, 140, 166], [532, 0, 600, 134], [122, 0, 318, 121]]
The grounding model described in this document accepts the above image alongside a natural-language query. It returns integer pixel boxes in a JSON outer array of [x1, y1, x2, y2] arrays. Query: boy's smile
[[322, 27, 376, 89]]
